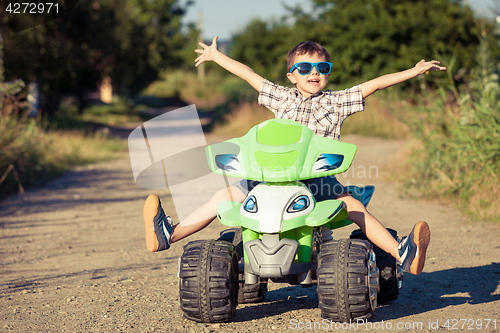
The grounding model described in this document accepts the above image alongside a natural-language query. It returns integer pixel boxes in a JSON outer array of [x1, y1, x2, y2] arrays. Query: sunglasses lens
[[317, 62, 331, 74], [297, 63, 312, 74]]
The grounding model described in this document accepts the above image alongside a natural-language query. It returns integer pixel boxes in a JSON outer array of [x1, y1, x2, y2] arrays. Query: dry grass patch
[[211, 102, 274, 138], [342, 95, 410, 139]]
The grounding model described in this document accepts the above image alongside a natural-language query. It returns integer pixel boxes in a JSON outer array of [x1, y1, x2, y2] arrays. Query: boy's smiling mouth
[[308, 78, 320, 85]]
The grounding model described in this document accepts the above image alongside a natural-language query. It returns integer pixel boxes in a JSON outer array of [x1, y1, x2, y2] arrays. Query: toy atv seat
[[178, 118, 401, 323]]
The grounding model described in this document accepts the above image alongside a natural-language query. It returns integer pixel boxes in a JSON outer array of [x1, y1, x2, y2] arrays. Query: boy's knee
[[338, 194, 366, 211], [211, 188, 230, 202], [211, 186, 246, 203]]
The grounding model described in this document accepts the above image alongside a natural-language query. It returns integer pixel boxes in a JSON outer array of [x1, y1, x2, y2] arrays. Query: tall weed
[[402, 35, 500, 222]]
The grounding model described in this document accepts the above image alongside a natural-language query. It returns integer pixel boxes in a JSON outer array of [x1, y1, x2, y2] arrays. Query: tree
[[229, 0, 487, 87], [229, 19, 295, 84], [1, 0, 189, 115], [307, 0, 482, 84], [0, 33, 26, 113]]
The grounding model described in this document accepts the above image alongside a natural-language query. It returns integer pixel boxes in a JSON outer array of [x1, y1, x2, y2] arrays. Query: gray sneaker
[[143, 195, 173, 252], [397, 221, 430, 275]]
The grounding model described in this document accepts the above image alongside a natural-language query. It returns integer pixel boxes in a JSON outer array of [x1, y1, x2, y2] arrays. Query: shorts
[[233, 175, 350, 202]]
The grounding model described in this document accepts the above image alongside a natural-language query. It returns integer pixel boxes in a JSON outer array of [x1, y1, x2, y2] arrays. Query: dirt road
[[1, 122, 499, 332]]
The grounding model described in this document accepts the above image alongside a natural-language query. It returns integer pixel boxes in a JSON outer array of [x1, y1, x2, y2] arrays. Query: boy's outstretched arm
[[195, 37, 264, 92], [360, 60, 446, 98]]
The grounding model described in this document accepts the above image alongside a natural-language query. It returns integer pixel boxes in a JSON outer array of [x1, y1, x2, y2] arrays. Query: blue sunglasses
[[289, 62, 333, 75]]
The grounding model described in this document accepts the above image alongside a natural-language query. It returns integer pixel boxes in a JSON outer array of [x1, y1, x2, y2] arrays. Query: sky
[[180, 0, 497, 41]]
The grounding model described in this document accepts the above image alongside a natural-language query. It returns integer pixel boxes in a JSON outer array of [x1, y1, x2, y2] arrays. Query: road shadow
[[233, 285, 319, 322], [374, 263, 500, 321], [0, 260, 177, 295], [230, 263, 500, 322]]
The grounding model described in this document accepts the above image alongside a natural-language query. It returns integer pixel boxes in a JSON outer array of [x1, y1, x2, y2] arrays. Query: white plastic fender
[[240, 182, 315, 233]]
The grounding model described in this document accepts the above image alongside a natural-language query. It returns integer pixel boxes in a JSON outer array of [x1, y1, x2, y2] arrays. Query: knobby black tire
[[178, 239, 239, 323], [317, 239, 374, 322], [218, 228, 267, 303], [350, 228, 400, 303]]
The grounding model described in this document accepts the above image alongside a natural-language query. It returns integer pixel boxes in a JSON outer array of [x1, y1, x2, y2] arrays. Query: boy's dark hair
[[287, 41, 331, 71]]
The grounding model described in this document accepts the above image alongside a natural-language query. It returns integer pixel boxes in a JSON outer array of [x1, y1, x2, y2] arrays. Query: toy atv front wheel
[[219, 228, 268, 303], [178, 239, 239, 323], [317, 239, 379, 322]]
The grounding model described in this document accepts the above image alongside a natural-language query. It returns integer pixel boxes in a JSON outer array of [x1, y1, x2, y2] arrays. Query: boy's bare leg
[[169, 186, 246, 243], [338, 193, 430, 275], [143, 185, 247, 252], [338, 194, 400, 259]]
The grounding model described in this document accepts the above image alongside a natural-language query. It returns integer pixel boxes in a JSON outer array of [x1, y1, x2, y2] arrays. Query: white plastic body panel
[[240, 182, 314, 233]]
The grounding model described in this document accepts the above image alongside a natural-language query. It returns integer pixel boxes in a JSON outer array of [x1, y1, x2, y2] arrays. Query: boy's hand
[[195, 36, 219, 67], [414, 59, 447, 75], [361, 59, 447, 98], [193, 36, 264, 91]]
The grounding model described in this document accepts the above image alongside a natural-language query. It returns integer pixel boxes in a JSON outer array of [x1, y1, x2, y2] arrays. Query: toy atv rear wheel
[[317, 239, 379, 322], [178, 239, 239, 323], [350, 228, 403, 303], [219, 228, 268, 303]]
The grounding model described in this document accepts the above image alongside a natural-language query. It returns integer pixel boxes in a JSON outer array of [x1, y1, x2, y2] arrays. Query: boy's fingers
[[198, 42, 208, 48]]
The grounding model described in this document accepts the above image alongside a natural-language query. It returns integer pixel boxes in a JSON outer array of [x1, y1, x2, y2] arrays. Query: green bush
[[402, 38, 500, 222]]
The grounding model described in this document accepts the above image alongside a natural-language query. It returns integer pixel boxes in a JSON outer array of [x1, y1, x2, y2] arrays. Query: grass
[[399, 91, 500, 222], [397, 39, 500, 223], [51, 96, 149, 130], [210, 102, 274, 137], [341, 93, 411, 140], [141, 70, 226, 107], [0, 97, 128, 198]]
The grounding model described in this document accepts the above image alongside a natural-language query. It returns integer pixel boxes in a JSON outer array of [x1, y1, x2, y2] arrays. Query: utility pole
[[197, 9, 205, 80]]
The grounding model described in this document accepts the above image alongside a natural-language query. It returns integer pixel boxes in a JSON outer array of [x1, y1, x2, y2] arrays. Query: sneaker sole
[[143, 195, 161, 252], [409, 221, 431, 275]]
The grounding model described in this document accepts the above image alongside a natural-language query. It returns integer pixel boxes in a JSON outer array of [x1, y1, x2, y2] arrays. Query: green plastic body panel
[[206, 119, 357, 182], [296, 226, 313, 263], [241, 227, 259, 263], [328, 219, 353, 230], [217, 202, 242, 227], [279, 227, 313, 263], [305, 200, 348, 226]]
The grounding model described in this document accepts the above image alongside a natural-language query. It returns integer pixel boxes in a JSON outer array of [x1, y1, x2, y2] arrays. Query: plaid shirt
[[258, 79, 365, 140]]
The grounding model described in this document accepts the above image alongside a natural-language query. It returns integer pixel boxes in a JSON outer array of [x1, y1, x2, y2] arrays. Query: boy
[[143, 37, 445, 275]]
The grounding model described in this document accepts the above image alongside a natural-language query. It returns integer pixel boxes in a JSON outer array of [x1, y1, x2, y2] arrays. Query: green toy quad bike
[[177, 118, 403, 323]]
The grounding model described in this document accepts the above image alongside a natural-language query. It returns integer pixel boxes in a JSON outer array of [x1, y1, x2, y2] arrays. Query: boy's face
[[286, 53, 330, 98]]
